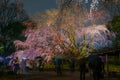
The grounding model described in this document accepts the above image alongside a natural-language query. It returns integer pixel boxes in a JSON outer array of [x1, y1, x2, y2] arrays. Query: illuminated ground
[[1, 71, 120, 80]]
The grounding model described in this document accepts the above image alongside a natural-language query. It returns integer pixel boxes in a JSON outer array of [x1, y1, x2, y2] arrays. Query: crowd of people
[[0, 56, 40, 74], [52, 54, 106, 80], [0, 54, 106, 80]]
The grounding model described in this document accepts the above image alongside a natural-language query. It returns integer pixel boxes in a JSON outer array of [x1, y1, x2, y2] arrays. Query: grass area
[[44, 57, 120, 73], [105, 64, 120, 73], [105, 56, 120, 73], [43, 63, 79, 71]]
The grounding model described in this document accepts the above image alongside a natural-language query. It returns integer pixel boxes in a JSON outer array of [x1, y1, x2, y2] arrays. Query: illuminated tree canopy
[[14, 8, 115, 61], [1, 0, 117, 62]]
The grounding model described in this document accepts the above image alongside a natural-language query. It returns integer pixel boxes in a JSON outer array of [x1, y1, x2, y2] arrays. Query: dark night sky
[[23, 0, 57, 14]]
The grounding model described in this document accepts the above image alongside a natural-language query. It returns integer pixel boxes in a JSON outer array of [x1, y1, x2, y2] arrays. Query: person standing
[[69, 57, 75, 73], [79, 57, 87, 80], [99, 56, 106, 78], [20, 57, 27, 74], [13, 57, 19, 74], [53, 56, 62, 76], [88, 54, 102, 80]]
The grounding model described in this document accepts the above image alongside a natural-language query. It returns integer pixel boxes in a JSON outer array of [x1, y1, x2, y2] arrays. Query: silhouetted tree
[[0, 0, 28, 55], [107, 15, 120, 48]]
